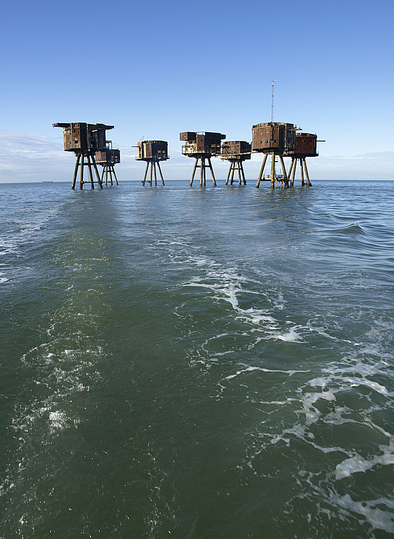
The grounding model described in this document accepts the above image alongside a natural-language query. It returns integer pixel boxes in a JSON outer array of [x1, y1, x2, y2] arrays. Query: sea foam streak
[[161, 235, 394, 533]]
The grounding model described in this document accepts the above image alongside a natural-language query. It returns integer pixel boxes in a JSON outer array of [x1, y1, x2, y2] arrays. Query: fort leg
[[72, 154, 81, 190], [226, 163, 232, 185], [256, 154, 268, 188], [231, 162, 236, 184], [291, 159, 297, 186], [112, 166, 119, 186], [288, 159, 294, 186], [92, 156, 102, 188], [87, 155, 95, 189], [190, 158, 198, 187], [288, 159, 293, 178], [157, 161, 165, 185], [80, 154, 84, 189], [240, 162, 246, 185], [208, 157, 216, 186], [150, 162, 153, 186], [300, 159, 305, 186], [304, 158, 312, 186], [200, 157, 205, 186], [153, 162, 158, 186], [279, 155, 289, 187], [270, 153, 276, 188], [142, 162, 149, 186]]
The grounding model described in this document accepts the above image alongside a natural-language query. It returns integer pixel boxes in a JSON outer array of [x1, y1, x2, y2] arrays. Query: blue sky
[[0, 0, 393, 182]]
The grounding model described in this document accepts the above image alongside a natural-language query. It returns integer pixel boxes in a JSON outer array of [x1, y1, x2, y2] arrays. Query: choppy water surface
[[1, 180, 393, 537]]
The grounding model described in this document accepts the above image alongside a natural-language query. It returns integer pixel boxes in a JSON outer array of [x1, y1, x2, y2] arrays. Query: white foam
[[334, 494, 394, 533], [275, 327, 304, 342], [336, 441, 394, 480], [223, 365, 307, 383], [48, 410, 74, 431], [344, 376, 392, 397]]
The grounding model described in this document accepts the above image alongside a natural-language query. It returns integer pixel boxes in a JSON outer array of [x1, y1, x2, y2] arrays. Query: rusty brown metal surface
[[285, 133, 318, 157], [179, 132, 196, 142], [53, 123, 114, 153], [53, 122, 117, 190], [95, 149, 121, 165], [180, 131, 226, 157], [221, 141, 251, 160], [252, 122, 296, 153], [136, 140, 169, 161]]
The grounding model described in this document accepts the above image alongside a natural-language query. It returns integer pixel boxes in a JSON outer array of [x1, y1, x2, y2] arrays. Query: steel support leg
[[112, 166, 119, 185], [279, 155, 289, 187], [304, 158, 312, 186], [256, 154, 268, 188], [190, 158, 198, 186], [270, 153, 276, 188], [226, 163, 232, 185], [292, 159, 297, 186], [240, 162, 246, 185], [157, 161, 165, 185], [208, 157, 216, 186], [92, 156, 102, 188], [80, 154, 84, 189], [72, 154, 81, 190], [300, 159, 305, 186], [87, 154, 95, 189], [200, 157, 205, 186]]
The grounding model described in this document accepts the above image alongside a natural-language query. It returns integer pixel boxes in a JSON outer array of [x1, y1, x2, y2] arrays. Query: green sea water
[[1, 180, 393, 537]]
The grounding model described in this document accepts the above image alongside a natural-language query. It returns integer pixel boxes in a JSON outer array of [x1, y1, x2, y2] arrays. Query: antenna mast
[[271, 80, 276, 123]]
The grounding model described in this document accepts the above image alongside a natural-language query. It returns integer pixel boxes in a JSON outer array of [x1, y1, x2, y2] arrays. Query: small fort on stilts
[[252, 122, 296, 188], [136, 140, 169, 186], [180, 132, 226, 186], [53, 122, 120, 189], [95, 142, 120, 186], [53, 114, 323, 189], [221, 141, 251, 185], [285, 132, 318, 187]]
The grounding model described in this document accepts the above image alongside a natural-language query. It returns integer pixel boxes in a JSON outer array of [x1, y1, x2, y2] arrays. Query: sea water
[[1, 180, 393, 537]]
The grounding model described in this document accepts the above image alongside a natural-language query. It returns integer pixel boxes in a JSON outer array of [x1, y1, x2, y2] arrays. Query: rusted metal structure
[[252, 122, 296, 188], [221, 141, 251, 185], [285, 133, 318, 186], [95, 141, 120, 186], [136, 140, 169, 186], [53, 122, 114, 189], [180, 131, 226, 186]]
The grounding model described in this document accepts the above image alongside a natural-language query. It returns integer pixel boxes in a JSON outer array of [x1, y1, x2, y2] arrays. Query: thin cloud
[[0, 130, 393, 183]]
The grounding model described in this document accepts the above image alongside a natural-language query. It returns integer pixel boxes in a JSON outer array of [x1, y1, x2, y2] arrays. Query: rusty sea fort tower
[[53, 120, 322, 189], [252, 121, 296, 188], [135, 140, 169, 186], [251, 122, 321, 188], [180, 131, 226, 186], [95, 141, 120, 187], [53, 122, 120, 189], [285, 132, 318, 187], [221, 140, 251, 185]]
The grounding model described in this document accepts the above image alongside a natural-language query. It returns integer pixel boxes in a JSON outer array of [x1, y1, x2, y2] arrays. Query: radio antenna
[[271, 80, 278, 122]]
